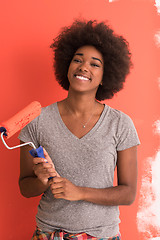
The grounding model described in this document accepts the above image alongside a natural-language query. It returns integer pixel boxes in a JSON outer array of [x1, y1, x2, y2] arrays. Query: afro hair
[[50, 20, 132, 101]]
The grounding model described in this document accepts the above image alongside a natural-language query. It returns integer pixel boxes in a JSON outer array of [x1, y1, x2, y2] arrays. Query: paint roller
[[0, 101, 45, 159]]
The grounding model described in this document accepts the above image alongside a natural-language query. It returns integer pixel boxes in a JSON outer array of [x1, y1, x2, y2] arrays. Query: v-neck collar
[[55, 102, 108, 141]]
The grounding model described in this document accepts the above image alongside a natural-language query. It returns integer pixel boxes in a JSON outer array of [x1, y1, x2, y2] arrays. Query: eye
[[73, 58, 82, 63], [91, 63, 100, 68]]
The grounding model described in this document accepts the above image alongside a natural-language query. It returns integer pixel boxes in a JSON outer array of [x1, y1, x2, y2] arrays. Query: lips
[[74, 74, 91, 81]]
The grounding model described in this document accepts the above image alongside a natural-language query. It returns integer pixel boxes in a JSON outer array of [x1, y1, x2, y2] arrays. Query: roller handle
[[29, 146, 44, 158], [29, 146, 53, 180]]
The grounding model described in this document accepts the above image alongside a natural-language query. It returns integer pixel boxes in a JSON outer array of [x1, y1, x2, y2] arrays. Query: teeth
[[76, 75, 89, 81]]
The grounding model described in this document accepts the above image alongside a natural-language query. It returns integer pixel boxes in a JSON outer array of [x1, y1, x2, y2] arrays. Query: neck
[[65, 90, 97, 116]]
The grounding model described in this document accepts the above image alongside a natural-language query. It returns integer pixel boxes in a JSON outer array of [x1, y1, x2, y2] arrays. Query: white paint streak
[[153, 120, 160, 135], [137, 119, 160, 239], [137, 1, 160, 239], [155, 0, 160, 15], [151, 151, 160, 222], [108, 0, 118, 2], [137, 151, 160, 239], [158, 77, 160, 89], [154, 31, 160, 48]]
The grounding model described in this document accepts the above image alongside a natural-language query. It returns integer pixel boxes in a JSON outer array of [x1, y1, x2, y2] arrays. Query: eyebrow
[[75, 53, 103, 64]]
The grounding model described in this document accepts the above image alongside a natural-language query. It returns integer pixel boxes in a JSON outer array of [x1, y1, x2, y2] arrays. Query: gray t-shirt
[[19, 103, 140, 238]]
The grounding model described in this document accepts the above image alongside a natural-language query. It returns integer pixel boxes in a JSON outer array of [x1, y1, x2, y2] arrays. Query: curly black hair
[[50, 20, 132, 101]]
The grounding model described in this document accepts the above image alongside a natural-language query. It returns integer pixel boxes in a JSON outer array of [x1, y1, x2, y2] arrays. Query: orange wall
[[0, 0, 159, 239]]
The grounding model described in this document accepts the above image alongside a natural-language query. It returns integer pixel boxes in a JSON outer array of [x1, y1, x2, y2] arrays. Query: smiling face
[[67, 45, 104, 95]]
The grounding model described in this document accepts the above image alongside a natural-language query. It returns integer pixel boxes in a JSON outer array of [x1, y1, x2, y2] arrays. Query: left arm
[[50, 146, 138, 206]]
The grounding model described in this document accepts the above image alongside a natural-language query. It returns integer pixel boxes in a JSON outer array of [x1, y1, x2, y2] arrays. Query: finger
[[33, 163, 53, 175], [51, 189, 64, 196], [43, 163, 55, 170], [49, 177, 64, 190], [42, 148, 61, 177], [50, 184, 64, 196], [55, 171, 61, 177], [33, 164, 57, 174], [54, 193, 64, 199], [45, 165, 60, 178], [52, 177, 64, 183], [50, 181, 64, 189], [33, 157, 47, 165], [34, 167, 57, 179]]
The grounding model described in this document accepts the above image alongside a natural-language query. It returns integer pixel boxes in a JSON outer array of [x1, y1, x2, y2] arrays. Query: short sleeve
[[18, 117, 40, 149], [116, 112, 140, 151]]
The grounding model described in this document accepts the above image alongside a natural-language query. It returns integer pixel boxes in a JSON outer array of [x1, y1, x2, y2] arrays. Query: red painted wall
[[0, 0, 159, 239]]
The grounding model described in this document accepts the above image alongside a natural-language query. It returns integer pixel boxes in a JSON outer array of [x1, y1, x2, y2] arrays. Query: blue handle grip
[[29, 146, 53, 180], [29, 146, 45, 158]]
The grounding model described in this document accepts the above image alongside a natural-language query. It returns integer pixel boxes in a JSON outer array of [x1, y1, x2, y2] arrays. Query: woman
[[19, 20, 140, 240]]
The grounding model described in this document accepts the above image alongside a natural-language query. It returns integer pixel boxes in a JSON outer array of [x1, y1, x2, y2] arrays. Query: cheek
[[67, 62, 75, 80], [97, 69, 104, 81], [67, 66, 72, 81]]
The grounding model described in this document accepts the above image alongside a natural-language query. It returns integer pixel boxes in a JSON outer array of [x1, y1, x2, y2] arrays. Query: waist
[[32, 227, 121, 240]]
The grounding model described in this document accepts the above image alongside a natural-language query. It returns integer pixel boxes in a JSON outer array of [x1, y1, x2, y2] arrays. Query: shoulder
[[26, 102, 58, 127], [104, 106, 140, 150], [105, 105, 133, 125], [41, 102, 57, 115], [36, 102, 57, 121]]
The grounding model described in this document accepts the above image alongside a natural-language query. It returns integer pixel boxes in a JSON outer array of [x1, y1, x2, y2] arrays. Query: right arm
[[19, 141, 58, 198]]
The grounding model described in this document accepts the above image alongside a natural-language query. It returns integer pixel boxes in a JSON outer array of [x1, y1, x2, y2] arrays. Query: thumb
[[43, 148, 60, 177], [43, 148, 55, 168]]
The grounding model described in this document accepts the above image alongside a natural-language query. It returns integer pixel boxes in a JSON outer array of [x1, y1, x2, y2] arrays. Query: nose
[[79, 62, 88, 72]]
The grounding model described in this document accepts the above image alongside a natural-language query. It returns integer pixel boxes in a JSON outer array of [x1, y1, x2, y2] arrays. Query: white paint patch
[[137, 1, 160, 239], [108, 0, 118, 2], [158, 77, 160, 89], [155, 0, 160, 15], [137, 151, 160, 239], [137, 120, 160, 239], [153, 120, 160, 135], [154, 31, 160, 48]]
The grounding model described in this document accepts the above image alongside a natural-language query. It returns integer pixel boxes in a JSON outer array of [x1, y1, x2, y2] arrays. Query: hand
[[49, 177, 83, 201], [33, 148, 60, 186]]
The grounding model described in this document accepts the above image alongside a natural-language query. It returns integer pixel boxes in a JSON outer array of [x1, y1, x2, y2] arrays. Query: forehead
[[75, 45, 103, 62]]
